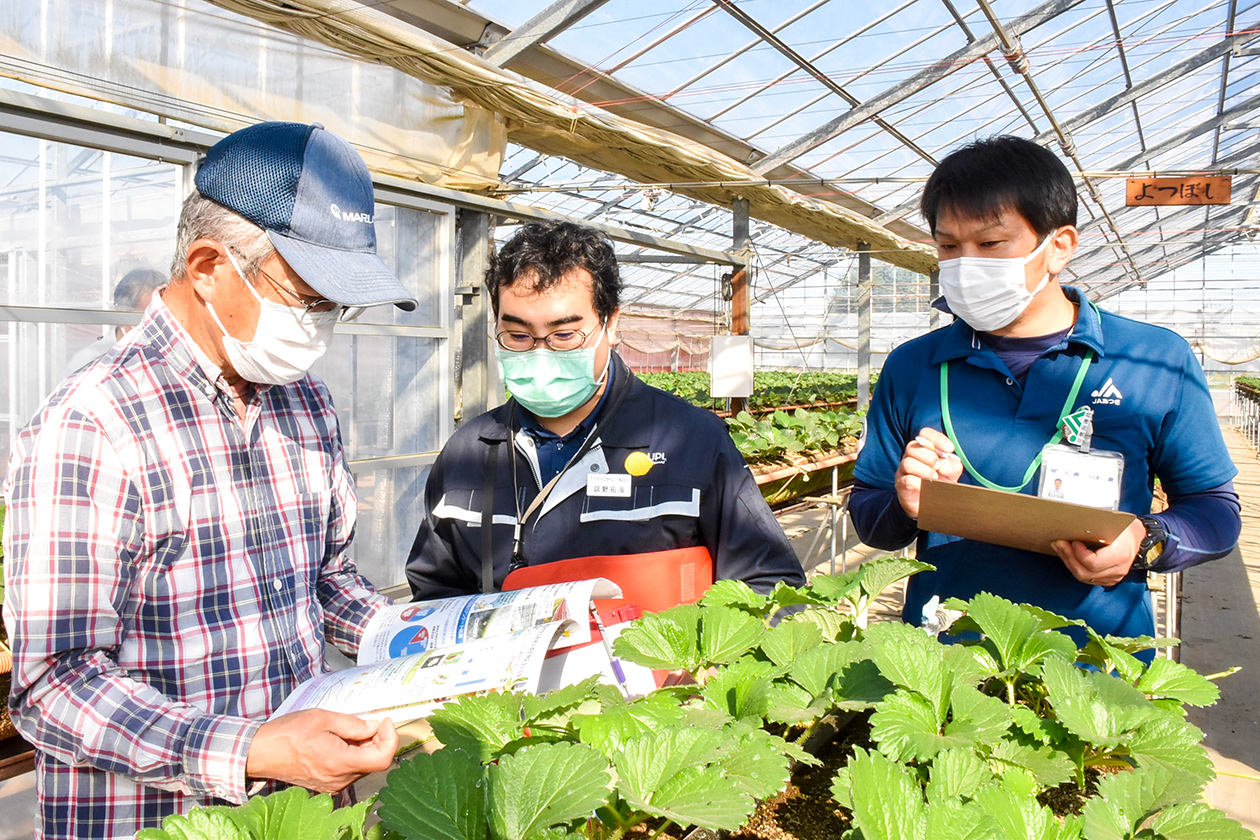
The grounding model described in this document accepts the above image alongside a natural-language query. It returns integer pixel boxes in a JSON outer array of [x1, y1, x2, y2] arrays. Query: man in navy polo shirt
[[850, 135, 1240, 643]]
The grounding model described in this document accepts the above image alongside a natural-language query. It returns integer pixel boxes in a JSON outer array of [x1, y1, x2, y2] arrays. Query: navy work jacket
[[406, 353, 805, 599], [853, 288, 1237, 640]]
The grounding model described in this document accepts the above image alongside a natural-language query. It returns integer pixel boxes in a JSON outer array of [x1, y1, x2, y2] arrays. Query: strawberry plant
[[136, 558, 1247, 840], [639, 370, 861, 412], [726, 407, 862, 463]]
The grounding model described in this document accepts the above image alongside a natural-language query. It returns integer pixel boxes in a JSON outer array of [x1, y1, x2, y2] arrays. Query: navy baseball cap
[[195, 121, 417, 311]]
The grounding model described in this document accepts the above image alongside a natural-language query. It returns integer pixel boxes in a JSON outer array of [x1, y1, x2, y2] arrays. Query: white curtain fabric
[[0, 0, 505, 188]]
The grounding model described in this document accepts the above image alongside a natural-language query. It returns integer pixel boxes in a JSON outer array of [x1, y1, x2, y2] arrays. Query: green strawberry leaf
[[790, 605, 855, 642], [427, 692, 527, 762], [807, 569, 866, 606], [1135, 657, 1220, 707], [764, 679, 822, 724], [379, 748, 487, 840], [572, 691, 685, 754], [786, 639, 863, 698], [1078, 631, 1147, 683], [700, 578, 767, 611], [611, 604, 702, 671], [870, 689, 956, 762], [758, 620, 824, 667], [767, 579, 829, 612], [521, 676, 602, 723], [863, 621, 951, 721], [635, 767, 753, 830], [987, 739, 1074, 789], [923, 799, 1002, 840], [717, 722, 797, 799], [613, 729, 754, 830], [1148, 802, 1253, 840], [1041, 658, 1157, 747], [859, 557, 935, 602], [835, 746, 927, 840], [136, 809, 251, 840], [833, 658, 896, 709], [1082, 764, 1190, 840], [1125, 715, 1214, 792], [944, 684, 1014, 748], [926, 747, 995, 803], [702, 659, 774, 721], [972, 785, 1082, 840], [698, 605, 766, 665], [946, 592, 1078, 675], [487, 742, 613, 840]]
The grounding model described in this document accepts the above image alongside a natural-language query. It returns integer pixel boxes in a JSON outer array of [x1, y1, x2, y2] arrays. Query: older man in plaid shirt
[[2, 122, 414, 839]]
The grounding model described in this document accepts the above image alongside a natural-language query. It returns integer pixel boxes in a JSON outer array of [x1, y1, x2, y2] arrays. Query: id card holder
[[1038, 443, 1124, 510]]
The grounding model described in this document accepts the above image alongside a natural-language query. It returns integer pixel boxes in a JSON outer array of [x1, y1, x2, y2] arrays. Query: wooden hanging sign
[[1125, 176, 1231, 206]]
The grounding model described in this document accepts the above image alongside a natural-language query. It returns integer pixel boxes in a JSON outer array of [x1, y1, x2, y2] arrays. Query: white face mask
[[205, 251, 339, 385], [937, 233, 1055, 333]]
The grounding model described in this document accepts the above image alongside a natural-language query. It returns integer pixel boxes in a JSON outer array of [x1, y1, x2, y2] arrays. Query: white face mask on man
[[937, 233, 1055, 333], [205, 250, 339, 385]]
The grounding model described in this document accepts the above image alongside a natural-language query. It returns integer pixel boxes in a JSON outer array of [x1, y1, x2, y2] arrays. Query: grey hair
[[169, 191, 273, 281]]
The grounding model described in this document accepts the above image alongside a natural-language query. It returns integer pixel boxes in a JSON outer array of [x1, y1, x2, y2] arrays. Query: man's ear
[[1047, 225, 1079, 276], [605, 307, 622, 345], [184, 239, 231, 301]]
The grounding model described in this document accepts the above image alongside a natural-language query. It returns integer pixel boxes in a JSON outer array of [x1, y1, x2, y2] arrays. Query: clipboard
[[917, 479, 1136, 557]]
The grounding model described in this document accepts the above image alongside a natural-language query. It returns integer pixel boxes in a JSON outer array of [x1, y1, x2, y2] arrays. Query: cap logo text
[[329, 203, 373, 224]]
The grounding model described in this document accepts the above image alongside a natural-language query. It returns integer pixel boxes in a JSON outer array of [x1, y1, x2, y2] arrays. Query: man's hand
[[245, 709, 398, 793], [1051, 517, 1146, 588], [894, 427, 964, 519]]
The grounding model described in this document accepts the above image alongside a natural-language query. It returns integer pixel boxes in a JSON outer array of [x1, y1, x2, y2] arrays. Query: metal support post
[[857, 243, 872, 410], [731, 197, 751, 415], [455, 209, 492, 423], [928, 269, 942, 331], [829, 465, 838, 575]]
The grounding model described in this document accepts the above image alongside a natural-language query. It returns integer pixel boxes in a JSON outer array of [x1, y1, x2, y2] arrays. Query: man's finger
[[916, 427, 954, 452], [899, 457, 940, 481], [324, 712, 380, 741]]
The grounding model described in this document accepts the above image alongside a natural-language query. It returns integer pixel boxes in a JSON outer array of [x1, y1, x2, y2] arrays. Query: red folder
[[502, 546, 714, 619]]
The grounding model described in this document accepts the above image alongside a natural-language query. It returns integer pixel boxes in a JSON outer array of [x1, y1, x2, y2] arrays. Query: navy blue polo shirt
[[853, 287, 1237, 640]]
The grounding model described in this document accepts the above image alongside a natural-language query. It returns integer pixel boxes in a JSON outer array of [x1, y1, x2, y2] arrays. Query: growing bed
[[138, 558, 1247, 840]]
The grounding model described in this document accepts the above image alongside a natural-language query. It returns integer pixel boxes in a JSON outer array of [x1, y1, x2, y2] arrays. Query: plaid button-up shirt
[[2, 293, 388, 839]]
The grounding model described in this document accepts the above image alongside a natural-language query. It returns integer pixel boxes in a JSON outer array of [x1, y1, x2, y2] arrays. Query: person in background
[[3, 121, 415, 839], [406, 220, 805, 600], [63, 267, 167, 375], [849, 135, 1240, 646]]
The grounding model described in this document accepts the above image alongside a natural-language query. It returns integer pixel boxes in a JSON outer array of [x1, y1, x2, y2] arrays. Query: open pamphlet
[[272, 578, 656, 724]]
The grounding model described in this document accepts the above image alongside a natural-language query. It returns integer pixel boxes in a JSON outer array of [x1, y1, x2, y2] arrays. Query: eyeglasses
[[252, 263, 365, 322], [495, 325, 597, 353]]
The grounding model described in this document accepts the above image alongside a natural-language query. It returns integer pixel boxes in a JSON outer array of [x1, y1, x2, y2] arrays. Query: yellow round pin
[[624, 451, 653, 476]]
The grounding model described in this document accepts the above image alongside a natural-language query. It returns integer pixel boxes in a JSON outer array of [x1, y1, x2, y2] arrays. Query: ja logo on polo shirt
[[1091, 377, 1124, 406]]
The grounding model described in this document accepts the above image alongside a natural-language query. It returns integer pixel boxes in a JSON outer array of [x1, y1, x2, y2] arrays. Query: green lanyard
[[940, 348, 1094, 492]]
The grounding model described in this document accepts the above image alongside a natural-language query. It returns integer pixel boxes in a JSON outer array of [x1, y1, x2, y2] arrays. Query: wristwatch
[[1132, 515, 1167, 571]]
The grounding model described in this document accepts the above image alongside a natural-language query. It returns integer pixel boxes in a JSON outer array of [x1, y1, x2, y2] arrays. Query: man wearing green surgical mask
[[407, 220, 805, 600]]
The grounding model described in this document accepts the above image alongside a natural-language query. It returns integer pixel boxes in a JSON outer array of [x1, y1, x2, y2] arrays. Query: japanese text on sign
[[1125, 176, 1231, 206]]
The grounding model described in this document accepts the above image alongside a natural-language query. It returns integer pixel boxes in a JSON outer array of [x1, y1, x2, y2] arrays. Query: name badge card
[[587, 473, 632, 498], [1038, 443, 1124, 511]]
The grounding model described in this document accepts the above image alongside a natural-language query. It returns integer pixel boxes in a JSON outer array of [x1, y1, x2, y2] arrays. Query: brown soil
[[1037, 767, 1103, 816]]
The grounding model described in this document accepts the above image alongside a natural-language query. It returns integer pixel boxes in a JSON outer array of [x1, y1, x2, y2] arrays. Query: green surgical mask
[[496, 325, 609, 418]]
